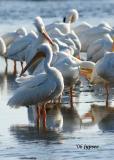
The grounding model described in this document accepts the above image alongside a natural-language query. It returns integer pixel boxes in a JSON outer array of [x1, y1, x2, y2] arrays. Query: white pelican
[[7, 31, 38, 62], [63, 9, 79, 24], [72, 22, 92, 35], [87, 34, 113, 62], [53, 38, 74, 55], [74, 21, 112, 37], [7, 16, 54, 74], [80, 51, 114, 107], [62, 9, 92, 35], [1, 27, 27, 47], [8, 44, 64, 128], [94, 52, 114, 107], [77, 23, 114, 52], [32, 42, 80, 108], [0, 27, 27, 73], [46, 9, 78, 35], [49, 28, 81, 56]]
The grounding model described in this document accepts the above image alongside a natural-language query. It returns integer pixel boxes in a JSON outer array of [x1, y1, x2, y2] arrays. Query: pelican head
[[16, 27, 27, 36], [63, 9, 79, 23], [20, 44, 52, 76], [34, 16, 54, 46]]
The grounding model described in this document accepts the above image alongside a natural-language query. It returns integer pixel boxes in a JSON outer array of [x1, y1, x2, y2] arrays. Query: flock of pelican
[[1, 8, 114, 130]]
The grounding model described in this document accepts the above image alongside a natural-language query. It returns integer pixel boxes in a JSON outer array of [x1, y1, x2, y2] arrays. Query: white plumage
[[87, 34, 113, 62], [8, 44, 64, 108]]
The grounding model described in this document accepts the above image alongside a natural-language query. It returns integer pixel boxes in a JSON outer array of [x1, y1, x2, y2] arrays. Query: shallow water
[[1, 0, 114, 160]]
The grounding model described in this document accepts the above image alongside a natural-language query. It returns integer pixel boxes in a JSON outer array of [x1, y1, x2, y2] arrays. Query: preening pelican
[[7, 31, 38, 62], [0, 27, 27, 73], [77, 23, 114, 52], [87, 34, 113, 62], [72, 22, 92, 35], [49, 28, 81, 56], [1, 27, 27, 47], [8, 44, 64, 128]]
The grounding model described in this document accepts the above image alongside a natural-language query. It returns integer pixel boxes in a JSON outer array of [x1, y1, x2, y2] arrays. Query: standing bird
[[33, 45, 80, 108], [7, 16, 54, 74], [0, 27, 27, 73], [80, 50, 114, 107], [94, 52, 114, 107], [8, 44, 64, 129]]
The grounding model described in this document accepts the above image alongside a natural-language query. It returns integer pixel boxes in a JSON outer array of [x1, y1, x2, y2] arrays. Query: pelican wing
[[7, 33, 37, 59], [8, 73, 57, 107], [16, 75, 35, 84], [17, 73, 47, 88]]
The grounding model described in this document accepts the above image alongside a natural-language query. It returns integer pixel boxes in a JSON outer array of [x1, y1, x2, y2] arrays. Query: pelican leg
[[70, 86, 73, 108], [58, 95, 62, 103], [105, 83, 109, 108], [42, 104, 47, 129], [20, 61, 24, 73], [36, 106, 41, 128], [13, 60, 17, 75]]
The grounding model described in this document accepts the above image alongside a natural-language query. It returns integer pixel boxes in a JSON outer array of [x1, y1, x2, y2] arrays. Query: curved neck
[[44, 48, 53, 73], [38, 31, 47, 44]]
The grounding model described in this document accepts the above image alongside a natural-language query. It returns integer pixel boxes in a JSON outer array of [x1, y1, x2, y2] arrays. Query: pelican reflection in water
[[82, 104, 114, 132]]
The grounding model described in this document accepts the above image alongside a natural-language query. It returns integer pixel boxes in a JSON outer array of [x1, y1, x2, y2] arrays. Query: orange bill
[[20, 51, 45, 76], [80, 68, 93, 79], [42, 30, 54, 46]]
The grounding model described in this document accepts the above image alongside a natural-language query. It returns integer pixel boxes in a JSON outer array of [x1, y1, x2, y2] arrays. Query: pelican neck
[[44, 48, 53, 73]]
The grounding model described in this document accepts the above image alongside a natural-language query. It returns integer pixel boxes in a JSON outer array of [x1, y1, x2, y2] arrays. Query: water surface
[[0, 0, 114, 160]]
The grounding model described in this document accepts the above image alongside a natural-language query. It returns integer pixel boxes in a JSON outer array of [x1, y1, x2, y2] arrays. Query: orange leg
[[42, 104, 47, 129], [105, 83, 109, 108]]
